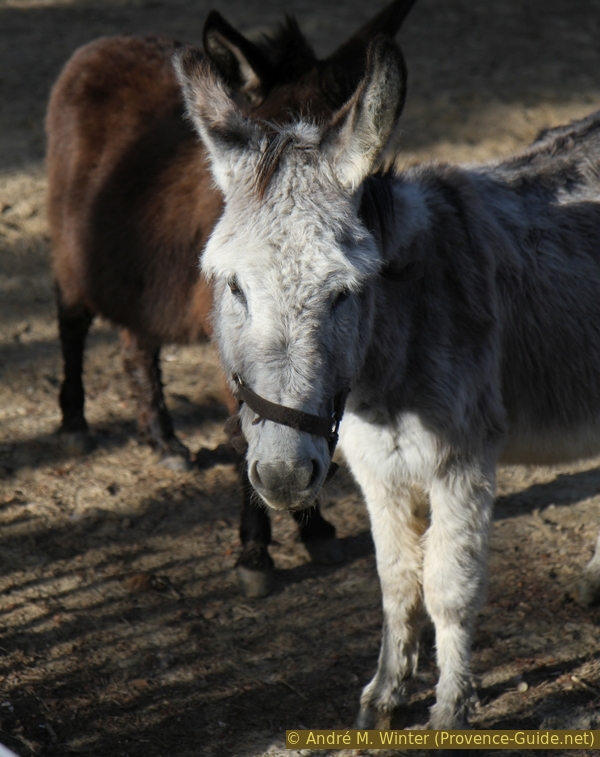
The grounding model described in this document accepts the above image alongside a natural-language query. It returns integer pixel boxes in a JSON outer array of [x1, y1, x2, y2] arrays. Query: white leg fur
[[356, 480, 429, 728], [341, 411, 439, 727], [424, 457, 496, 729]]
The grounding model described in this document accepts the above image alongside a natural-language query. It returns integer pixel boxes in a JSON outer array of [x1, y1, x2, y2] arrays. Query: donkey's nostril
[[309, 459, 321, 489], [250, 460, 264, 491]]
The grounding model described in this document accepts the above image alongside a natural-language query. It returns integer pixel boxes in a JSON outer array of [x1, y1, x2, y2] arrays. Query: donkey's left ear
[[322, 38, 407, 192], [174, 47, 260, 194], [203, 11, 274, 106]]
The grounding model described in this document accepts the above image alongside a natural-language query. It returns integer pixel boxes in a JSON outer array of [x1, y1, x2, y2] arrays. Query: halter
[[232, 374, 350, 481], [227, 259, 423, 482]]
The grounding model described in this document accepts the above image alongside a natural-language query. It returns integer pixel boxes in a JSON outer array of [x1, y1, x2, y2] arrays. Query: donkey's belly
[[501, 421, 600, 465]]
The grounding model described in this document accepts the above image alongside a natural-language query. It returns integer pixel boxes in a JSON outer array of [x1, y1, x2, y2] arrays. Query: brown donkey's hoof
[[303, 537, 344, 565], [59, 429, 96, 456], [236, 564, 276, 598], [156, 437, 193, 471], [158, 452, 193, 472], [236, 543, 275, 598], [578, 576, 600, 606]]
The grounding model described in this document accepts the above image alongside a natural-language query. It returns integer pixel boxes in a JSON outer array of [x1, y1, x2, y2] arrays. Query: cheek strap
[[230, 375, 350, 478]]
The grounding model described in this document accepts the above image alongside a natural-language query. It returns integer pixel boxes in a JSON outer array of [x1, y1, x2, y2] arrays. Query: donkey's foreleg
[[120, 329, 191, 470], [580, 532, 600, 605], [292, 506, 343, 565], [356, 486, 428, 729], [56, 285, 95, 454], [424, 461, 495, 729]]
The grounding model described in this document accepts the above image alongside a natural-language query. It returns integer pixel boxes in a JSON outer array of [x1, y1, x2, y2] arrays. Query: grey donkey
[[175, 38, 600, 729]]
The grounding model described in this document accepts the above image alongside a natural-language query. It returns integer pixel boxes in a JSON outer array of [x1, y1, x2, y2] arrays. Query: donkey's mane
[[255, 132, 294, 200], [256, 16, 318, 84], [255, 129, 318, 200], [358, 173, 396, 252]]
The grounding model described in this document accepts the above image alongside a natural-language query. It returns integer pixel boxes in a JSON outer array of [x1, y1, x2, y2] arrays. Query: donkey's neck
[[353, 165, 503, 427], [359, 173, 432, 264]]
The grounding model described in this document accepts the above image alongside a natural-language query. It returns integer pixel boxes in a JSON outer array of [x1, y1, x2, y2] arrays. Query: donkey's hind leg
[[580, 532, 600, 605], [292, 506, 343, 565], [356, 484, 428, 729], [120, 329, 191, 471], [56, 285, 95, 454]]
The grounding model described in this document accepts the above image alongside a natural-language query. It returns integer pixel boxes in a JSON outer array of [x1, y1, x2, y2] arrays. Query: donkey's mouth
[[249, 457, 325, 511], [261, 494, 321, 513]]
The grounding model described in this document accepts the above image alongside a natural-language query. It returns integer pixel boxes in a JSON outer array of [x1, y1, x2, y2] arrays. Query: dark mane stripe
[[255, 132, 297, 199], [359, 173, 395, 251]]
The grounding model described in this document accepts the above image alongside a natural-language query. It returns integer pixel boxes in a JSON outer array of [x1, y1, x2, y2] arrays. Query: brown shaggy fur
[[45, 2, 417, 587]]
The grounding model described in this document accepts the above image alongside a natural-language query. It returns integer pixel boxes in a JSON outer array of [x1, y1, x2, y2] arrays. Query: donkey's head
[[202, 1, 415, 118], [176, 39, 406, 510]]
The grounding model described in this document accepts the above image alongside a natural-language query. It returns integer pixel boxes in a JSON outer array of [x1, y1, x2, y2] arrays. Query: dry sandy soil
[[1, 0, 600, 755]]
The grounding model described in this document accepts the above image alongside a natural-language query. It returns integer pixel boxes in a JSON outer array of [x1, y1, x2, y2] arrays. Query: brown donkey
[[46, 1, 416, 596]]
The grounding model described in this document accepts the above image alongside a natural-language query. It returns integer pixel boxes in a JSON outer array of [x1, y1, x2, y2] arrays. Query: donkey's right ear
[[203, 11, 274, 106], [323, 38, 407, 192], [174, 47, 259, 193]]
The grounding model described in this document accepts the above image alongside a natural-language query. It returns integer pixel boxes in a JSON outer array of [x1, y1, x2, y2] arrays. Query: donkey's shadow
[[495, 466, 600, 520]]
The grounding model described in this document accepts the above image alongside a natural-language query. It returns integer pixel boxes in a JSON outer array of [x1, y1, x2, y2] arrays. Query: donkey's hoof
[[154, 436, 193, 471], [158, 452, 193, 472], [578, 575, 600, 606], [354, 705, 383, 730], [59, 430, 96, 456], [304, 537, 343, 565], [236, 564, 275, 598], [236, 543, 275, 598]]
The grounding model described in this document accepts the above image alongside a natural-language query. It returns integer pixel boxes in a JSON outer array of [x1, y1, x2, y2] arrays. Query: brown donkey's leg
[[292, 506, 343, 564], [120, 328, 191, 471], [56, 285, 95, 454], [228, 416, 342, 597], [236, 482, 343, 597], [236, 459, 276, 598], [215, 382, 345, 597]]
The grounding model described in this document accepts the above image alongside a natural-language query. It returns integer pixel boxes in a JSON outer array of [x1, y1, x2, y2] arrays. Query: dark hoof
[[355, 707, 377, 730], [59, 429, 96, 456], [578, 578, 600, 606], [156, 437, 192, 471], [304, 537, 343, 565], [236, 543, 275, 598], [236, 564, 275, 598]]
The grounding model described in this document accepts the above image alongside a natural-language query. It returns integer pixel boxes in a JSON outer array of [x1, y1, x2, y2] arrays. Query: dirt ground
[[1, 0, 600, 755]]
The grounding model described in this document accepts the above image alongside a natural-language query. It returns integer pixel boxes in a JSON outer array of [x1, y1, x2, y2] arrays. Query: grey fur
[[177, 38, 600, 729]]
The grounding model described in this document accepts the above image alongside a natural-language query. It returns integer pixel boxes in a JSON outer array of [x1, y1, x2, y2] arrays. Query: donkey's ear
[[323, 38, 407, 192], [174, 47, 259, 193], [320, 0, 416, 108], [203, 11, 274, 106]]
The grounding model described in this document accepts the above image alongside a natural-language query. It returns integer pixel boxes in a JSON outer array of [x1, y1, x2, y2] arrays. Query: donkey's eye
[[228, 277, 246, 304], [332, 288, 351, 311]]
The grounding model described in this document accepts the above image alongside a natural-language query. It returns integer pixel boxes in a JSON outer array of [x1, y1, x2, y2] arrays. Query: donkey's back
[[479, 111, 600, 463], [494, 108, 600, 200], [47, 34, 217, 343]]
